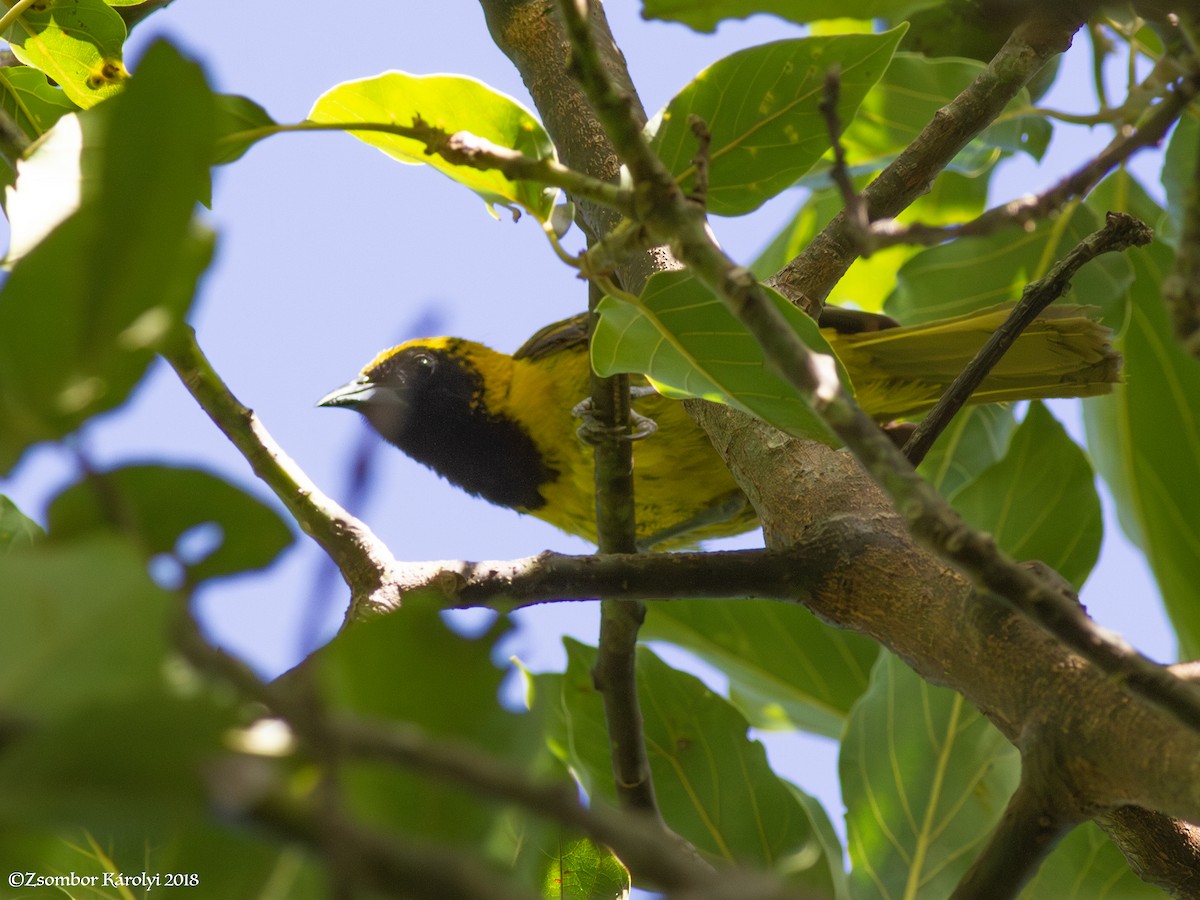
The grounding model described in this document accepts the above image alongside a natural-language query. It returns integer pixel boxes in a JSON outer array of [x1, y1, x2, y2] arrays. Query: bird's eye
[[411, 351, 437, 373]]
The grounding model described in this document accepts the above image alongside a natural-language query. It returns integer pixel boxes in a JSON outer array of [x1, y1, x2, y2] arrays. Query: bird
[[318, 304, 1120, 548]]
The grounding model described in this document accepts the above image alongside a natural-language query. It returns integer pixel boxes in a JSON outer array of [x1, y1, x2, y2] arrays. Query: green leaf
[[592, 270, 845, 442], [0, 41, 216, 473], [752, 171, 989, 311], [0, 536, 168, 715], [0, 65, 78, 142], [642, 600, 877, 736], [917, 405, 1017, 500], [1020, 821, 1169, 898], [540, 837, 631, 900], [841, 652, 1020, 899], [647, 29, 904, 216], [951, 402, 1102, 590], [887, 202, 1133, 329], [1161, 112, 1198, 246], [544, 640, 841, 892], [213, 93, 276, 165], [1083, 230, 1200, 659], [309, 72, 557, 221], [0, 495, 45, 552], [0, 536, 236, 830], [823, 53, 1050, 179], [3, 0, 128, 108], [1082, 171, 1200, 659], [318, 599, 547, 853], [641, 0, 940, 32], [47, 465, 293, 584]]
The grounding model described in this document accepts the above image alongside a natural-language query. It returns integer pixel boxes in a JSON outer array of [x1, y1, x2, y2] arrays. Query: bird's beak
[[316, 380, 378, 409]]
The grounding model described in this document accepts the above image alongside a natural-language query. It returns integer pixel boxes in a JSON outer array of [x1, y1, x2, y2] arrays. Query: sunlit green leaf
[[842, 652, 1019, 898], [47, 465, 293, 584], [887, 202, 1133, 328], [952, 402, 1102, 589], [647, 29, 904, 216], [592, 270, 845, 442], [309, 72, 556, 221], [641, 0, 938, 32], [0, 41, 216, 473], [3, 0, 128, 107], [544, 640, 841, 891], [643, 600, 877, 736], [540, 837, 631, 900]]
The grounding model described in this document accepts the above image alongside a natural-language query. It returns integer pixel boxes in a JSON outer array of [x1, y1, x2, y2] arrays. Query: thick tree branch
[[903, 211, 1151, 465]]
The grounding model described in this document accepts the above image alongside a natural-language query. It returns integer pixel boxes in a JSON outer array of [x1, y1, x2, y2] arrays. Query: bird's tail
[[827, 303, 1122, 421]]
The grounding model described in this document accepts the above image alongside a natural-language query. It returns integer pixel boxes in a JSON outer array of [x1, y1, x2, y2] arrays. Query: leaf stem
[[0, 0, 42, 37]]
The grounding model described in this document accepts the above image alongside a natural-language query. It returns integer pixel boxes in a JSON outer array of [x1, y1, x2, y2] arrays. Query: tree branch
[[583, 270, 661, 813], [161, 327, 404, 618], [768, 9, 1092, 315], [952, 723, 1110, 900], [902, 211, 1152, 465], [240, 119, 638, 219], [848, 64, 1199, 253]]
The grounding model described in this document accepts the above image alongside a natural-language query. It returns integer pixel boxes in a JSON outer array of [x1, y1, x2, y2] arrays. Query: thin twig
[[581, 271, 660, 815], [686, 114, 711, 208], [902, 211, 1153, 466], [219, 119, 638, 219], [769, 11, 1093, 315], [819, 66, 868, 236], [334, 717, 716, 891], [846, 68, 1198, 252]]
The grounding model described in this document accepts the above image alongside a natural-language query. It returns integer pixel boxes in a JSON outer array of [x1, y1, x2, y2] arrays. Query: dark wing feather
[[513, 312, 590, 361]]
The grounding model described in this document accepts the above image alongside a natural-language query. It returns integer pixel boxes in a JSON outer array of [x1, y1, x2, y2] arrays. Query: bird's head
[[318, 338, 550, 510]]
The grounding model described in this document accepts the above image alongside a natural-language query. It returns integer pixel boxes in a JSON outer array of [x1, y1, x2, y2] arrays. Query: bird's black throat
[[360, 346, 555, 511]]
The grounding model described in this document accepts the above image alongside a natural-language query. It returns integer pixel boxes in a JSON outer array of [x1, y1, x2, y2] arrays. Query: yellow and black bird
[[318, 304, 1120, 547]]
